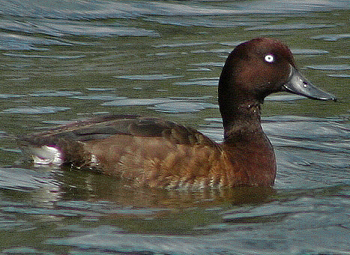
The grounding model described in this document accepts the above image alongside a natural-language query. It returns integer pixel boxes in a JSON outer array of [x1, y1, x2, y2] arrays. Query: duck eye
[[264, 54, 275, 63]]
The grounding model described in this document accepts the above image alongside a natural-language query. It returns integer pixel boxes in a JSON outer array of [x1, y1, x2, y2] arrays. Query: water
[[0, 0, 349, 254]]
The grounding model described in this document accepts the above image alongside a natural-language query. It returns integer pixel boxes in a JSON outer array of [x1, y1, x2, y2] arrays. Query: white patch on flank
[[31, 145, 63, 165], [90, 154, 100, 167]]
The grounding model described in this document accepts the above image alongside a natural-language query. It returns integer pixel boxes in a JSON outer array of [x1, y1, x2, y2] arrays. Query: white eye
[[264, 54, 275, 63]]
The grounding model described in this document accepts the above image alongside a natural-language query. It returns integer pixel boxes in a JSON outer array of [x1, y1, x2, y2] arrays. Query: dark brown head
[[218, 38, 336, 131]]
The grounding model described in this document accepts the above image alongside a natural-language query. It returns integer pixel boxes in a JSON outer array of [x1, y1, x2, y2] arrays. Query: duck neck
[[220, 99, 264, 142], [218, 78, 265, 143], [218, 49, 268, 143]]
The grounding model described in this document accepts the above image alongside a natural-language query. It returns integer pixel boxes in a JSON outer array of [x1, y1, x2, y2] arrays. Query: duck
[[19, 38, 336, 189]]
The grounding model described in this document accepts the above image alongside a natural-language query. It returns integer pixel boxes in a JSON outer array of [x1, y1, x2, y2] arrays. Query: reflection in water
[[0, 164, 274, 208], [55, 167, 276, 207], [0, 0, 349, 253]]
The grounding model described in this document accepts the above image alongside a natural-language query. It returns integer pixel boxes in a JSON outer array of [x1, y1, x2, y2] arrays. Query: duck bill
[[283, 66, 337, 101]]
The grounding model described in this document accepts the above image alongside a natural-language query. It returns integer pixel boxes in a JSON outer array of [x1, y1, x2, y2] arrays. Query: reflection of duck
[[20, 38, 336, 189]]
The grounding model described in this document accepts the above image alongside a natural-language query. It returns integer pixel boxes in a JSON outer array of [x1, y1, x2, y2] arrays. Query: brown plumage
[[19, 38, 336, 189]]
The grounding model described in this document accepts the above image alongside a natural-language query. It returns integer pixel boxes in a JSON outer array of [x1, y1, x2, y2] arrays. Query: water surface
[[0, 0, 349, 254]]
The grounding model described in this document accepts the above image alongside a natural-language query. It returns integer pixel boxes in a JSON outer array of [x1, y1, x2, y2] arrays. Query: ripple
[[174, 78, 219, 86], [29, 90, 82, 97], [0, 205, 35, 232], [145, 16, 267, 28], [187, 67, 212, 72], [246, 23, 336, 31], [154, 42, 212, 48], [0, 94, 23, 99], [42, 20, 160, 37], [263, 115, 350, 139], [328, 74, 350, 78], [115, 74, 182, 80], [3, 53, 85, 59], [0, 168, 50, 191], [220, 41, 245, 47], [223, 196, 350, 231], [311, 34, 350, 41], [169, 96, 212, 101], [57, 201, 167, 216], [0, 1, 239, 20], [2, 106, 70, 114], [191, 48, 232, 54], [233, 0, 350, 14], [2, 204, 101, 217], [1, 248, 44, 254], [0, 1, 136, 20], [102, 98, 173, 107], [266, 94, 304, 101], [72, 95, 127, 101], [86, 88, 116, 92], [1, 0, 349, 22], [0, 18, 159, 39], [0, 131, 9, 139], [291, 49, 329, 55], [190, 62, 224, 68], [101, 97, 217, 114], [151, 101, 217, 113], [306, 64, 350, 71], [0, 32, 71, 51], [47, 208, 350, 255], [335, 55, 350, 59]]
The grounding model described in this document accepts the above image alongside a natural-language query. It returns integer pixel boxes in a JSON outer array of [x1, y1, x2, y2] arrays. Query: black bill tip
[[283, 66, 337, 102]]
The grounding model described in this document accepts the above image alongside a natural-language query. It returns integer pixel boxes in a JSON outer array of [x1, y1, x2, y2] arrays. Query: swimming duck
[[20, 38, 336, 189]]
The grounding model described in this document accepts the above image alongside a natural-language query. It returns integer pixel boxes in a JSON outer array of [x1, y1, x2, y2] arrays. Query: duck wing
[[19, 115, 221, 176], [20, 115, 217, 147]]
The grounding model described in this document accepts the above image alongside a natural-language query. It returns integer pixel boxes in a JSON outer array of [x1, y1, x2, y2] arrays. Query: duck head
[[218, 38, 336, 135]]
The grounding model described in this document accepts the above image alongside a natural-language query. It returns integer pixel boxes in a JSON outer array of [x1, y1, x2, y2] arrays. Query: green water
[[0, 1, 349, 254]]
